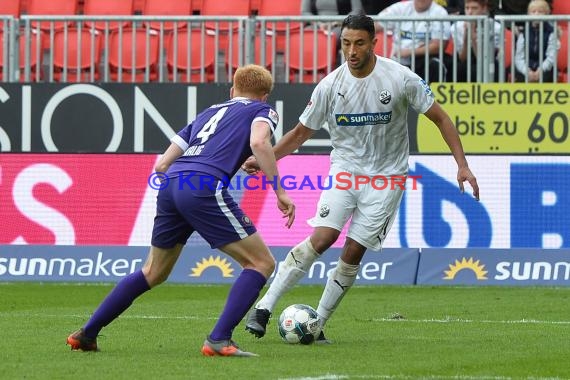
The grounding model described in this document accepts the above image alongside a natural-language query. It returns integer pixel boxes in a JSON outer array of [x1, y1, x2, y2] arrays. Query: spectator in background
[[514, 0, 559, 82], [302, 0, 365, 66], [489, 0, 553, 16], [444, 0, 466, 14], [361, 0, 399, 14], [376, 0, 451, 82], [445, 0, 502, 82]]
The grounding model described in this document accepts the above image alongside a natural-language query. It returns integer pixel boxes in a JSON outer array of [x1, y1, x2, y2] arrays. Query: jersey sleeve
[[171, 122, 192, 151], [252, 104, 279, 135], [298, 81, 329, 131], [403, 70, 435, 114]]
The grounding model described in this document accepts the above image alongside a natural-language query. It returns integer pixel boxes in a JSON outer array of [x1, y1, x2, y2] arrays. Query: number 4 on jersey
[[196, 107, 228, 144]]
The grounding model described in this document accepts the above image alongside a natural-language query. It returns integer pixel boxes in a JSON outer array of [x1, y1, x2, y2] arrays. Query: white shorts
[[307, 166, 405, 251]]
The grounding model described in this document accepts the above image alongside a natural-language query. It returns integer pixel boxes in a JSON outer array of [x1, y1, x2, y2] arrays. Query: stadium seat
[[374, 31, 393, 57], [27, 0, 79, 33], [108, 28, 159, 82], [558, 28, 569, 82], [83, 0, 134, 31], [0, 30, 6, 79], [499, 28, 514, 81], [257, 0, 302, 52], [226, 33, 274, 77], [166, 29, 216, 82], [287, 29, 336, 83], [257, 0, 302, 33], [0, 0, 20, 19], [201, 0, 251, 37], [133, 0, 145, 14], [552, 0, 570, 15], [51, 28, 101, 82], [143, 0, 192, 31], [18, 30, 44, 81]]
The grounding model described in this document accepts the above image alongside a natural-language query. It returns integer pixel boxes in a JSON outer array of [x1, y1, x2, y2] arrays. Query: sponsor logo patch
[[335, 112, 392, 126]]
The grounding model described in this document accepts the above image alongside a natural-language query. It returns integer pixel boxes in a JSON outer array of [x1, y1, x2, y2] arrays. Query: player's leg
[[316, 238, 365, 331], [250, 228, 337, 311], [67, 245, 184, 351], [189, 183, 267, 356], [315, 184, 404, 338], [67, 180, 192, 351], [201, 233, 274, 357], [246, 167, 356, 338]]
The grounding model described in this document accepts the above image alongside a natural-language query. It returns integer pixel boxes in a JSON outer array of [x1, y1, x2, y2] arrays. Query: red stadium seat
[[133, 0, 145, 14], [226, 33, 274, 76], [0, 30, 7, 79], [257, 0, 302, 33], [143, 0, 192, 31], [287, 29, 336, 83], [201, 0, 251, 33], [0, 0, 20, 18], [51, 28, 101, 82], [500, 28, 514, 81], [27, 0, 79, 32], [374, 31, 393, 57], [552, 0, 570, 15], [108, 28, 159, 82], [83, 0, 134, 31], [18, 30, 44, 82], [166, 29, 216, 82], [257, 0, 301, 52]]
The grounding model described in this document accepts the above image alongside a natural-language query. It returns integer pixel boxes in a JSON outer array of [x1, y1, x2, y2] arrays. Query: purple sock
[[83, 270, 150, 339], [209, 268, 267, 341]]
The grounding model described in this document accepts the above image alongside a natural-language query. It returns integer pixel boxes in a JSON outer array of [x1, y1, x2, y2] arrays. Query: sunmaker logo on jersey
[[335, 112, 392, 126]]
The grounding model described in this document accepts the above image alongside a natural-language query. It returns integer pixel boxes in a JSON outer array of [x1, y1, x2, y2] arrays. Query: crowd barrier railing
[[0, 15, 567, 83]]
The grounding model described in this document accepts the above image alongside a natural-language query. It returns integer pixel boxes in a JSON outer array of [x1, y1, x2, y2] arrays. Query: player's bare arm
[[154, 143, 184, 173], [273, 122, 315, 160], [250, 120, 296, 228], [425, 102, 480, 201], [241, 122, 315, 174]]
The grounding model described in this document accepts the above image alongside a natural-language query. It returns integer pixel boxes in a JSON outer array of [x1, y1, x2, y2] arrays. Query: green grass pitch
[[1, 283, 570, 379]]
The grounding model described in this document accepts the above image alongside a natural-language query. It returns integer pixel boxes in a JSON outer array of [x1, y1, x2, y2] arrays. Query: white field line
[[2, 312, 570, 326], [0, 313, 219, 320], [277, 375, 566, 380], [372, 317, 570, 325]]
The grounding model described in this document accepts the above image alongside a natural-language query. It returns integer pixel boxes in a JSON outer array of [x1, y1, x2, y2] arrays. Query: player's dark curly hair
[[340, 14, 376, 40]]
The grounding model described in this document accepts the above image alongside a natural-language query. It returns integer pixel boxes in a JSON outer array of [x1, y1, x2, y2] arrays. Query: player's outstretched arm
[[250, 120, 296, 228], [424, 102, 480, 201], [273, 122, 315, 160], [241, 122, 315, 174]]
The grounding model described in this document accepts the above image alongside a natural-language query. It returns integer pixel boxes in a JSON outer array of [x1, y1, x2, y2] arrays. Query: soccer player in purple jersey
[[67, 65, 295, 357]]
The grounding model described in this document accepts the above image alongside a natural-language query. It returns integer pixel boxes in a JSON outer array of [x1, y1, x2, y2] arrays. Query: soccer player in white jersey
[[243, 14, 479, 342]]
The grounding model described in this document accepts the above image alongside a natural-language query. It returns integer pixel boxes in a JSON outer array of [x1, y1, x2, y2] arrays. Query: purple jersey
[[167, 97, 279, 180]]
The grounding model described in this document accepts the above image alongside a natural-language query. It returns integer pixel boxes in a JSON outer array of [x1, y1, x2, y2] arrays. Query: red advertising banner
[[0, 154, 157, 245]]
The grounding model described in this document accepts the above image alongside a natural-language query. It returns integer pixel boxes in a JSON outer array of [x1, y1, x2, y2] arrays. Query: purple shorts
[[151, 174, 256, 249]]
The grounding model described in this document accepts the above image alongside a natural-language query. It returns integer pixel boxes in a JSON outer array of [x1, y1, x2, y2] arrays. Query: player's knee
[[142, 266, 169, 287], [257, 254, 276, 278], [310, 231, 339, 253]]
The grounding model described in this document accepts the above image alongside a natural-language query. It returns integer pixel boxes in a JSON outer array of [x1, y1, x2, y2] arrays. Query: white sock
[[317, 259, 359, 327], [255, 237, 320, 313]]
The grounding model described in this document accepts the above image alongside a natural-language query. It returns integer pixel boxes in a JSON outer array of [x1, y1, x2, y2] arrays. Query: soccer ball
[[278, 304, 322, 345]]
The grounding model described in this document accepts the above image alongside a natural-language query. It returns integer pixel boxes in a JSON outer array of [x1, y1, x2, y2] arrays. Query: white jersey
[[378, 1, 451, 66], [299, 56, 434, 176]]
